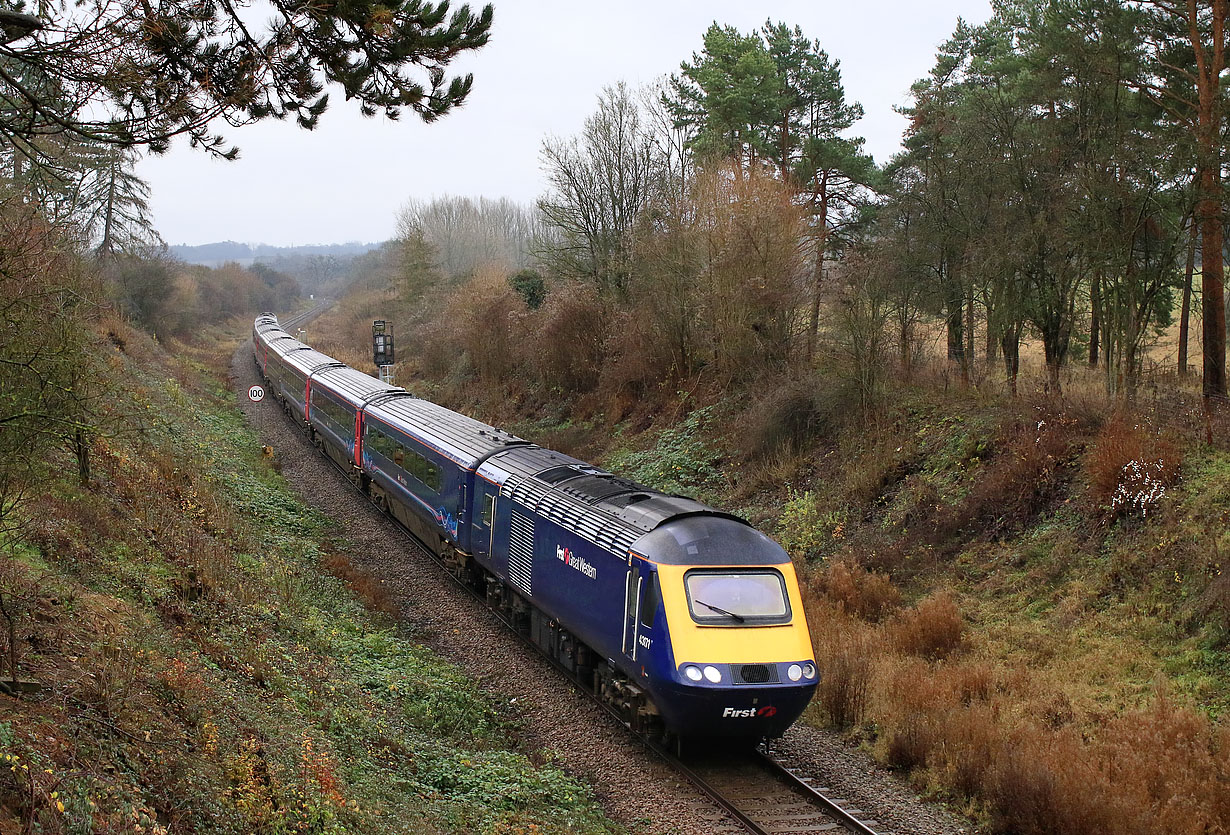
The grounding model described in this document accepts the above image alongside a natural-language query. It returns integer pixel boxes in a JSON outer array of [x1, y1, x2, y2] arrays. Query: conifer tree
[[0, 0, 493, 162]]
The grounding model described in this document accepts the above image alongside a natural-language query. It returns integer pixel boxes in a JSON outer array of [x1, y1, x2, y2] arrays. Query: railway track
[[671, 745, 886, 835], [277, 299, 332, 332], [246, 333, 890, 835]]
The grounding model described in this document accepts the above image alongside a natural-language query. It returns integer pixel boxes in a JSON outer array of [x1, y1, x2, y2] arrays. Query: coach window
[[394, 445, 405, 467], [639, 572, 660, 629], [482, 493, 495, 527]]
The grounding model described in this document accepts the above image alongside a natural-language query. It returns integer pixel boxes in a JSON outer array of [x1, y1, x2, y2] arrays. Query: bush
[[528, 281, 607, 394], [819, 559, 902, 622], [508, 268, 546, 309], [775, 489, 846, 560], [455, 265, 527, 381], [739, 375, 855, 458], [891, 592, 966, 660], [1085, 414, 1181, 521], [880, 660, 943, 771], [815, 625, 873, 728]]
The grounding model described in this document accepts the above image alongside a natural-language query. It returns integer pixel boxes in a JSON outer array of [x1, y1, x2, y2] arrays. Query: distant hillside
[[171, 240, 383, 267]]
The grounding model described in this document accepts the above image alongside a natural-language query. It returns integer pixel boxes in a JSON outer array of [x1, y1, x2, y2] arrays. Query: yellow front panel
[[655, 562, 815, 665]]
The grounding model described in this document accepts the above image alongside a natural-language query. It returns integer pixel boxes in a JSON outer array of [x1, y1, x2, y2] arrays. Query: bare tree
[[538, 82, 655, 294], [398, 195, 539, 280]]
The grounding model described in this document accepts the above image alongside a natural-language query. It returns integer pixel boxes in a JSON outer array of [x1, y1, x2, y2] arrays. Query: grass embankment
[[0, 320, 618, 835], [765, 390, 1230, 834], [309, 290, 1230, 833]]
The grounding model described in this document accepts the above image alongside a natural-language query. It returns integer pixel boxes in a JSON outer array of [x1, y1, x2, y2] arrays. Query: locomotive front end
[[633, 515, 817, 741]]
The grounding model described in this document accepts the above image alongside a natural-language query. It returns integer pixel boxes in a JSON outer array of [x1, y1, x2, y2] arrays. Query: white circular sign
[[247, 385, 265, 403]]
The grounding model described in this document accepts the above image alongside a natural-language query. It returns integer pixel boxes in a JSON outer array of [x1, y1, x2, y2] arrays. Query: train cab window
[[482, 493, 495, 527], [683, 569, 791, 625], [639, 573, 660, 628]]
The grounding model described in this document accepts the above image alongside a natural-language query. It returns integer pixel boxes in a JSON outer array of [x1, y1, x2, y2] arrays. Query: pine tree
[[0, 0, 493, 161]]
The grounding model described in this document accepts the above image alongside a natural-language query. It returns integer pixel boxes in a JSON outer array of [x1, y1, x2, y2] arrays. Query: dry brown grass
[[320, 550, 397, 617], [800, 558, 1230, 835], [919, 407, 1086, 550], [1085, 413, 1182, 519], [890, 591, 967, 660], [817, 559, 902, 623]]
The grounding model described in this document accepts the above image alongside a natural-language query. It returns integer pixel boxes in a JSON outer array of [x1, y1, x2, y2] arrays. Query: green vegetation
[[606, 407, 723, 500], [0, 321, 618, 834]]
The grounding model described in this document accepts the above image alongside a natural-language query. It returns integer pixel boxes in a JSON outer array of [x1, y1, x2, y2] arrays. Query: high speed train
[[253, 313, 818, 743]]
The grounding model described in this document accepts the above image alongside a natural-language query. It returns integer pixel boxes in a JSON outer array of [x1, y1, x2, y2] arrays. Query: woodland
[[2, 0, 1230, 833]]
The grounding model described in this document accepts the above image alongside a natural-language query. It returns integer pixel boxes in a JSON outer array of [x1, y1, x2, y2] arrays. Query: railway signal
[[373, 320, 395, 385]]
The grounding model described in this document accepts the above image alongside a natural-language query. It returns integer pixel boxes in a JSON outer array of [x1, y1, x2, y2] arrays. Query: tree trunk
[[965, 290, 976, 369], [1179, 217, 1196, 377], [1041, 318, 1068, 395], [74, 429, 90, 486], [98, 157, 118, 258], [1125, 285, 1140, 398], [0, 589, 16, 688], [985, 304, 997, 370], [945, 256, 967, 385], [1198, 172, 1226, 399], [806, 179, 831, 361], [1190, 0, 1228, 402], [1089, 275, 1101, 368], [898, 309, 912, 376], [1001, 328, 1021, 397]]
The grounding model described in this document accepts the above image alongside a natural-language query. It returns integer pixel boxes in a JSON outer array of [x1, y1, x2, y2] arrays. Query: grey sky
[[138, 0, 992, 248]]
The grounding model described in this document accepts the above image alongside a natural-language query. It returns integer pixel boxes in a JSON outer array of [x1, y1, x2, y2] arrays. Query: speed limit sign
[[247, 385, 265, 403]]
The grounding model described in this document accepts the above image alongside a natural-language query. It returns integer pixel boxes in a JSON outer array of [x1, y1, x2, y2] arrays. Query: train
[[252, 313, 818, 744]]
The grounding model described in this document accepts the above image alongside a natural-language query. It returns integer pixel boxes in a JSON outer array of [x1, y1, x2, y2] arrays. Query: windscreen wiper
[[695, 600, 745, 623]]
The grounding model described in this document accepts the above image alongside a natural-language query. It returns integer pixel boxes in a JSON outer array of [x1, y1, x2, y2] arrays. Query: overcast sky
[[138, 0, 993, 248]]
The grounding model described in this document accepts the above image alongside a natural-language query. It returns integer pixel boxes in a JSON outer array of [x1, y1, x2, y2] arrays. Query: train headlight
[[802, 662, 817, 680], [787, 664, 803, 682], [683, 665, 703, 682], [703, 665, 722, 684]]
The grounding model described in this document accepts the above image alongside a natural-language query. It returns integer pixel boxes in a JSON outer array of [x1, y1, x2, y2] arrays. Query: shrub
[[985, 727, 1138, 835], [810, 611, 873, 728], [933, 701, 999, 800], [799, 582, 876, 730], [528, 281, 607, 394], [1085, 414, 1181, 521], [819, 559, 902, 622], [508, 269, 546, 309], [454, 265, 527, 381], [596, 303, 676, 416], [891, 592, 966, 660], [739, 375, 854, 458], [775, 489, 846, 560], [880, 660, 943, 771]]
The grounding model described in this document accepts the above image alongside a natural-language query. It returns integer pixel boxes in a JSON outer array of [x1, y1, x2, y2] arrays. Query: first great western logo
[[556, 545, 597, 579]]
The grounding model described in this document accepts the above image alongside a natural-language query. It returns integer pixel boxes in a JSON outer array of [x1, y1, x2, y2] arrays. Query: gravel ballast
[[232, 340, 968, 835]]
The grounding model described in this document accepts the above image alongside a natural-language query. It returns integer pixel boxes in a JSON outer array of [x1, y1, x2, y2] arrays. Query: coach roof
[[365, 396, 527, 469]]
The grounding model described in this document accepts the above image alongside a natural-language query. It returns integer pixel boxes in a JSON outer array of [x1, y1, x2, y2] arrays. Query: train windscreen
[[683, 569, 790, 625]]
